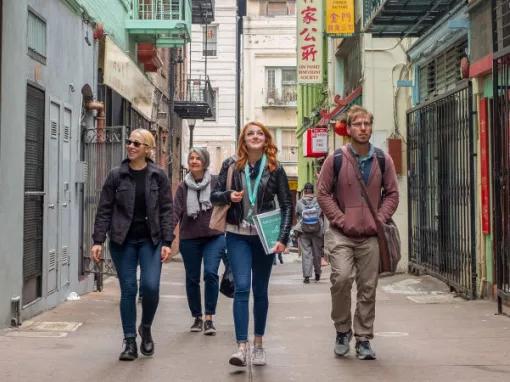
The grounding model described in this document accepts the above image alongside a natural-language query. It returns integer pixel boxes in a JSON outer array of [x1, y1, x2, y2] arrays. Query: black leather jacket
[[211, 156, 293, 245], [92, 159, 174, 246]]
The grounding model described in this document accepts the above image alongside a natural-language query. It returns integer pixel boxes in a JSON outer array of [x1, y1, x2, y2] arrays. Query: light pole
[[188, 118, 196, 149]]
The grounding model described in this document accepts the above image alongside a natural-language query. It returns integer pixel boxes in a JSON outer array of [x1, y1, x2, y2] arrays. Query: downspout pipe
[[86, 100, 106, 142]]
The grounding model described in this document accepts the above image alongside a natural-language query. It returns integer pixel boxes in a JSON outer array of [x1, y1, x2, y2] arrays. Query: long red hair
[[236, 121, 278, 172]]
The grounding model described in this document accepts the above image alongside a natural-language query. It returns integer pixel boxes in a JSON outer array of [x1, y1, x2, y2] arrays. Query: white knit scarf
[[184, 170, 212, 219]]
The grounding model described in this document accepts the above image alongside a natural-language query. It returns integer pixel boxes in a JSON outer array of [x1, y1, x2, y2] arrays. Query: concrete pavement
[[1, 254, 509, 382]]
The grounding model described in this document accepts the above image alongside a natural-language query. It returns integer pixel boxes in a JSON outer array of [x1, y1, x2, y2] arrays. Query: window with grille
[[27, 9, 47, 64], [281, 129, 298, 163], [265, 67, 297, 106], [496, 0, 510, 52], [418, 39, 467, 102], [203, 25, 218, 57], [138, 0, 180, 20], [261, 0, 296, 16]]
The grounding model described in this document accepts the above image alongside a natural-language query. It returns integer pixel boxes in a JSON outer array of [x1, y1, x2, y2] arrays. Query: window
[[202, 25, 218, 57], [280, 129, 298, 163], [265, 67, 297, 106], [418, 39, 467, 101], [205, 88, 218, 121], [27, 9, 47, 64], [261, 0, 295, 16]]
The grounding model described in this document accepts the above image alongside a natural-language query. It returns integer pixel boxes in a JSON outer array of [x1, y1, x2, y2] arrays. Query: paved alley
[[1, 255, 509, 382]]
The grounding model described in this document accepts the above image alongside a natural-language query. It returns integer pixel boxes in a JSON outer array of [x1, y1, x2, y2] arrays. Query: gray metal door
[[23, 85, 45, 305], [59, 107, 72, 289], [47, 101, 60, 295], [47, 100, 73, 296]]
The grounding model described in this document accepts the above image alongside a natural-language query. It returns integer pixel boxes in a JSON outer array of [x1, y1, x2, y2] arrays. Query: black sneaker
[[355, 340, 376, 360], [203, 320, 216, 336], [334, 330, 352, 356], [315, 273, 321, 282], [190, 317, 203, 332], [303, 277, 310, 284]]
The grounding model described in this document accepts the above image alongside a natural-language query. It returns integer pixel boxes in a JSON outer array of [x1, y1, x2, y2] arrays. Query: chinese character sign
[[326, 0, 354, 36], [297, 0, 323, 84]]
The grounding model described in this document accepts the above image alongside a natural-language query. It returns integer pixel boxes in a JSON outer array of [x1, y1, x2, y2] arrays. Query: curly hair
[[236, 121, 278, 172]]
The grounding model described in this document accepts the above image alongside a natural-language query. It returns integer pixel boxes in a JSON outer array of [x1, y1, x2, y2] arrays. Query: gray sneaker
[[251, 346, 266, 366], [355, 340, 376, 360], [334, 330, 352, 356], [229, 346, 247, 367]]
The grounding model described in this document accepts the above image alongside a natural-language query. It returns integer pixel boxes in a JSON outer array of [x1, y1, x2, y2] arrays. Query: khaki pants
[[325, 227, 379, 341]]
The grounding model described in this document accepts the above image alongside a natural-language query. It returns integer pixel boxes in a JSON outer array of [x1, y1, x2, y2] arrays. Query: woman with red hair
[[211, 121, 292, 367]]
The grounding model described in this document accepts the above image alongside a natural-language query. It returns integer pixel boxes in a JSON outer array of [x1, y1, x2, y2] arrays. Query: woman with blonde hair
[[91, 128, 173, 361], [211, 121, 292, 367]]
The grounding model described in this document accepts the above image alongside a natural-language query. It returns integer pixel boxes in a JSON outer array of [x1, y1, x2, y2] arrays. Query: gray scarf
[[184, 170, 212, 219]]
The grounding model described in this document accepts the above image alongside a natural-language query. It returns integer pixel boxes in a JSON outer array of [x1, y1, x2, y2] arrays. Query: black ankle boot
[[138, 324, 154, 356], [119, 337, 138, 361]]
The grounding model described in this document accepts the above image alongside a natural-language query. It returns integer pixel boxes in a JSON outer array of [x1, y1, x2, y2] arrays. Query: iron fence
[[82, 126, 127, 290], [407, 81, 476, 298], [493, 52, 510, 312]]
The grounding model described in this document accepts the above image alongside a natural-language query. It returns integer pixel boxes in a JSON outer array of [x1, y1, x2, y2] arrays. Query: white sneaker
[[229, 346, 247, 367], [251, 346, 266, 366]]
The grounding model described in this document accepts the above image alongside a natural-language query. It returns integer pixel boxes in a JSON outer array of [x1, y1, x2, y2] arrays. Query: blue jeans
[[226, 232, 275, 342], [110, 239, 162, 338], [180, 235, 226, 317]]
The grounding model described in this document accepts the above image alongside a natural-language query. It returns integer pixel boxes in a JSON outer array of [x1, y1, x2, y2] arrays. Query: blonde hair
[[130, 128, 156, 160]]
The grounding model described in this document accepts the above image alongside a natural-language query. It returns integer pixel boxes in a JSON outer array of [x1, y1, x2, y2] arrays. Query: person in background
[[173, 147, 226, 335], [211, 121, 292, 367], [91, 128, 173, 361], [296, 182, 323, 283]]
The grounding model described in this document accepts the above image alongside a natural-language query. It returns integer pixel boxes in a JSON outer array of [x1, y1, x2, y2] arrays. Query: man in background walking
[[317, 105, 399, 360]]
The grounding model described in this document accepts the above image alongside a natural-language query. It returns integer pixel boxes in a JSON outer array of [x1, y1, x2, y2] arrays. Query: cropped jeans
[[110, 239, 162, 339], [179, 235, 226, 317], [226, 232, 275, 342]]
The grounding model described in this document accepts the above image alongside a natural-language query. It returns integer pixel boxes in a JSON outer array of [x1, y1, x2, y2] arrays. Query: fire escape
[[174, 1, 216, 119]]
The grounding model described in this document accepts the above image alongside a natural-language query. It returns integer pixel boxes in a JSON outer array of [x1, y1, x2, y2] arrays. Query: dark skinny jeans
[[110, 239, 162, 338]]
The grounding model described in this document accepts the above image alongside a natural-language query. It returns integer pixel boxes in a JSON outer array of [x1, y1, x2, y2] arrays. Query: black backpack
[[331, 147, 386, 192]]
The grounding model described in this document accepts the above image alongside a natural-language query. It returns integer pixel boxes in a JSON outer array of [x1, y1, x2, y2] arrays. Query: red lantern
[[334, 120, 348, 136]]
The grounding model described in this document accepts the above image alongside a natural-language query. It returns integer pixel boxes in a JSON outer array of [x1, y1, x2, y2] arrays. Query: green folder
[[253, 209, 282, 255]]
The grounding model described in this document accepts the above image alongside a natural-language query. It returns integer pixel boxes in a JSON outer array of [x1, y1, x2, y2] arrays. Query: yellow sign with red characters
[[326, 0, 354, 36]]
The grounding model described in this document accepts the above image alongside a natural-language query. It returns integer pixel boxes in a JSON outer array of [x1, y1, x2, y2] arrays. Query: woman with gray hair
[[173, 147, 226, 335]]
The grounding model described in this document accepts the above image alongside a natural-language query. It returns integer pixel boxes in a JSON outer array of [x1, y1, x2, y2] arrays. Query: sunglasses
[[125, 139, 149, 148]]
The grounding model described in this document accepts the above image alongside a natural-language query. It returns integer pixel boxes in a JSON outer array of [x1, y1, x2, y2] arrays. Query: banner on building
[[326, 0, 354, 36], [103, 37, 154, 120], [297, 0, 324, 84]]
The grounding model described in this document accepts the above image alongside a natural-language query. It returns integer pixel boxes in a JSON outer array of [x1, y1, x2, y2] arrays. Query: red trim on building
[[469, 53, 493, 78], [317, 86, 363, 126]]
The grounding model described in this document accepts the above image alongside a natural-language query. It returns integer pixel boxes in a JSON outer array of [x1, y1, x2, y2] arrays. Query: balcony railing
[[265, 88, 297, 107], [363, 0, 463, 37], [174, 76, 215, 119], [126, 0, 192, 47]]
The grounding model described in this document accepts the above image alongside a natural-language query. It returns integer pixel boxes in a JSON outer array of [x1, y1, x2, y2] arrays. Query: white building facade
[[188, 0, 238, 174], [243, 0, 298, 182]]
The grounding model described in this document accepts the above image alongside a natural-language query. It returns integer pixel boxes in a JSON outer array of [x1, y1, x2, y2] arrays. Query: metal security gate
[[493, 51, 510, 313], [23, 85, 45, 305], [82, 126, 127, 290], [407, 81, 476, 298]]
